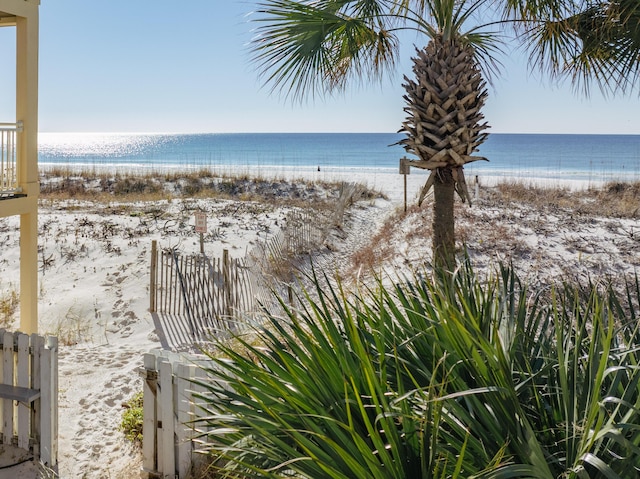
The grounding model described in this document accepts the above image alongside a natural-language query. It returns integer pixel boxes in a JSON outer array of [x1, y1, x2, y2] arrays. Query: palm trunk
[[432, 167, 455, 270]]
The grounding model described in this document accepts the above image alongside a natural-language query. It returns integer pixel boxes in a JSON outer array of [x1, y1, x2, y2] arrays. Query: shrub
[[120, 391, 144, 445], [193, 264, 640, 478]]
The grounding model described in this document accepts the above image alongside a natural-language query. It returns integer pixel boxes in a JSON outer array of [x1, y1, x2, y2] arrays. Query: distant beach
[[39, 132, 640, 185]]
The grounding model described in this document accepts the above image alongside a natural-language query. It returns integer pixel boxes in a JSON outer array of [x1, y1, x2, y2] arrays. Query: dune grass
[[38, 167, 382, 209], [490, 180, 640, 219], [347, 179, 640, 279], [0, 285, 19, 328]]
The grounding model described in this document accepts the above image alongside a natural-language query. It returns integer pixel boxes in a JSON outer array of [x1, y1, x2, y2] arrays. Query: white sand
[[0, 168, 631, 478]]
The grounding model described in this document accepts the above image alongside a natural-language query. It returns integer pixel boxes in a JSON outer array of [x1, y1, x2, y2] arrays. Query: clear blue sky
[[1, 1, 638, 134]]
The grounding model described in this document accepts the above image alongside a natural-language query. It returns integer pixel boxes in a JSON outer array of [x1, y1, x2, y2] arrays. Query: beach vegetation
[[47, 303, 93, 346], [0, 285, 19, 328], [193, 262, 640, 477], [346, 179, 640, 282], [248, 0, 640, 269], [38, 168, 382, 210], [488, 179, 640, 219], [120, 391, 144, 446]]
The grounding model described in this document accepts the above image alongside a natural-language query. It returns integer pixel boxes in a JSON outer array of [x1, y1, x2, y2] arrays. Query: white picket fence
[[140, 349, 214, 479], [0, 330, 58, 468]]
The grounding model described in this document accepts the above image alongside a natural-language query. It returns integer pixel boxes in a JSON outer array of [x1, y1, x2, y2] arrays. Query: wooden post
[[400, 157, 410, 212], [404, 174, 407, 213], [16, 3, 40, 334], [17, 334, 29, 450], [159, 359, 175, 476], [223, 249, 231, 318], [475, 175, 479, 202], [3, 331, 14, 443], [176, 362, 195, 478], [150, 240, 157, 313], [41, 336, 58, 468], [142, 353, 158, 476]]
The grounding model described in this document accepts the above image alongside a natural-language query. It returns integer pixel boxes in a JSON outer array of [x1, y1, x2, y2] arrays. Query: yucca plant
[[397, 265, 640, 477], [193, 263, 640, 477]]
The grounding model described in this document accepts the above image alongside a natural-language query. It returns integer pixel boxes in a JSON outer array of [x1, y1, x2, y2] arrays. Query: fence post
[[142, 353, 159, 477], [40, 336, 58, 468], [3, 331, 14, 443], [223, 249, 231, 318], [176, 362, 195, 478], [150, 240, 157, 313], [17, 333, 30, 450], [31, 333, 43, 458], [159, 358, 176, 477]]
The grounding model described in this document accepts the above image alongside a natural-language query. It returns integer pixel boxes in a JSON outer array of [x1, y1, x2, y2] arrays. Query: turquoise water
[[38, 132, 640, 182]]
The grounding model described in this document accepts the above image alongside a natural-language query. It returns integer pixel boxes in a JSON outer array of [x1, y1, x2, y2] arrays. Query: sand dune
[[0, 170, 636, 478]]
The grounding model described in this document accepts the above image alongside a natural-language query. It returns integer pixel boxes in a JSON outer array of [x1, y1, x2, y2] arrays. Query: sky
[[0, 0, 639, 134]]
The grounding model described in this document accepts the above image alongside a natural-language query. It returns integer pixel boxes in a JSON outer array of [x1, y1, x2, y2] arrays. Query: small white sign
[[195, 212, 207, 233]]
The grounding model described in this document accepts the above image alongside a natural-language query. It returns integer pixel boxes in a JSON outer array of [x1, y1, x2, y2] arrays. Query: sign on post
[[195, 212, 207, 253], [195, 212, 207, 233]]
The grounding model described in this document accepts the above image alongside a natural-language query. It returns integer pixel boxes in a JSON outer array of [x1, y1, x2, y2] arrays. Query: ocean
[[38, 132, 640, 183]]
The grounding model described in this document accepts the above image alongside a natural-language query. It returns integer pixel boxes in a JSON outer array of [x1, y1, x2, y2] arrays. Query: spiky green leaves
[[194, 264, 640, 478], [251, 0, 399, 100], [538, 0, 640, 95]]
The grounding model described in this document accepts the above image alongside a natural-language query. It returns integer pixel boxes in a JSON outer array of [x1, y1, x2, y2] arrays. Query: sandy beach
[[0, 168, 638, 478]]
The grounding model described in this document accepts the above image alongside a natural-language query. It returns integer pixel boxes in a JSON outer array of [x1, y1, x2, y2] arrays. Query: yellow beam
[[15, 6, 39, 334], [20, 210, 38, 334], [0, 196, 34, 217], [0, 0, 40, 18], [0, 17, 17, 27]]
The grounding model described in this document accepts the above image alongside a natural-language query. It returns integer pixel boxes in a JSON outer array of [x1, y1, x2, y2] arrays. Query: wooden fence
[[150, 245, 254, 328], [149, 208, 331, 349], [140, 349, 215, 479], [141, 183, 365, 476], [0, 330, 58, 468]]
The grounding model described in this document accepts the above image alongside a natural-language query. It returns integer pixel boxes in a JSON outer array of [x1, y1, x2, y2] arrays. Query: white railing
[[0, 329, 58, 468], [0, 121, 21, 195]]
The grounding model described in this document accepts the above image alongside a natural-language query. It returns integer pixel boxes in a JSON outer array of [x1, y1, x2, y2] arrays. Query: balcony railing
[[0, 121, 21, 196]]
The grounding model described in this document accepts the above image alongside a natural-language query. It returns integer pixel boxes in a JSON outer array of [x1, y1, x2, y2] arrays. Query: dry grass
[[346, 179, 640, 284], [38, 168, 382, 210], [487, 180, 640, 218], [46, 303, 93, 346], [349, 207, 404, 274], [0, 285, 19, 328]]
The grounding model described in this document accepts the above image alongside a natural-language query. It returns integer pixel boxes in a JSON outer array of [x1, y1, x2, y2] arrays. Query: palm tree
[[249, 0, 640, 268], [395, 2, 494, 269]]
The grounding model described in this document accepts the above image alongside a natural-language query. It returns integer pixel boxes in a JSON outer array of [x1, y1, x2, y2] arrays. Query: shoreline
[[39, 162, 635, 183]]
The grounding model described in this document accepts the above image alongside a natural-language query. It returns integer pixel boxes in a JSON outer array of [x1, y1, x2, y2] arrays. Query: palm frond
[[250, 0, 400, 100], [521, 0, 640, 95]]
